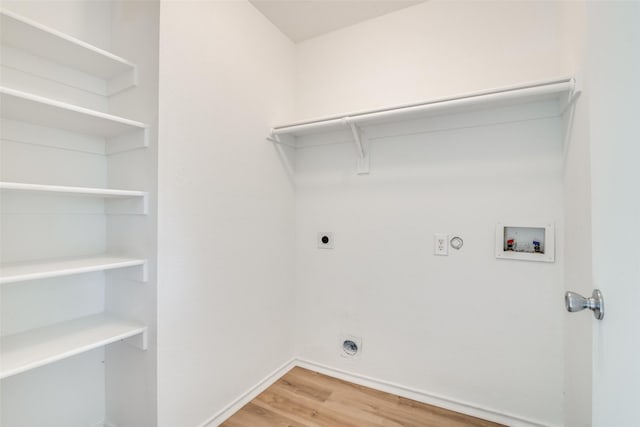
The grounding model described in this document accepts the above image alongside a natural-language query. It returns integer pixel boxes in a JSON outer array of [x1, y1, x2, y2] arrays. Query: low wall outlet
[[434, 233, 448, 256], [318, 232, 334, 249]]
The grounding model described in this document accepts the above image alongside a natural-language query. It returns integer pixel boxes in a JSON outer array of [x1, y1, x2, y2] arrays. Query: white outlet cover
[[434, 233, 448, 256], [318, 232, 334, 249]]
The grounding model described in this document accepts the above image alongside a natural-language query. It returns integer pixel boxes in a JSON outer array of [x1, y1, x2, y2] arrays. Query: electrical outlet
[[318, 232, 334, 249], [434, 233, 448, 256]]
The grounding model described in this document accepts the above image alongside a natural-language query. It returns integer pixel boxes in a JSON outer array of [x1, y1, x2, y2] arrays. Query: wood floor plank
[[223, 402, 309, 427], [276, 371, 333, 402], [221, 367, 505, 427], [256, 388, 362, 427]]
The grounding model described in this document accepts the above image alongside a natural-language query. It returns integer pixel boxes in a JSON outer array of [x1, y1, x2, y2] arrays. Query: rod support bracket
[[267, 130, 281, 145], [343, 117, 370, 174]]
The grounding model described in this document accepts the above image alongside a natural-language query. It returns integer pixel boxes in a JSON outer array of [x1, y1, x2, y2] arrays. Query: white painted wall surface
[[586, 3, 640, 426], [294, 0, 568, 121], [157, 2, 296, 425], [292, 2, 573, 425], [294, 114, 565, 426]]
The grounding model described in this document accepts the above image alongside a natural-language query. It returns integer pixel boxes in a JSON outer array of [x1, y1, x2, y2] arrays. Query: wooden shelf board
[[0, 181, 146, 199], [0, 87, 146, 138], [0, 255, 146, 284], [0, 313, 147, 379], [0, 9, 135, 81], [272, 78, 576, 138]]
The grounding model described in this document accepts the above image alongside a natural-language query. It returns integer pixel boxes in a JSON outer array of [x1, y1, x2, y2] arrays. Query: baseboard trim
[[199, 357, 297, 426], [296, 358, 554, 427], [199, 356, 557, 427]]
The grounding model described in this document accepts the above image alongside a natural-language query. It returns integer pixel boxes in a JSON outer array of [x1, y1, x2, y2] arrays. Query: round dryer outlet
[[318, 232, 334, 249]]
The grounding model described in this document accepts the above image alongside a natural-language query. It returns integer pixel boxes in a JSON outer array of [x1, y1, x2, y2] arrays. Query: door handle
[[565, 289, 604, 320]]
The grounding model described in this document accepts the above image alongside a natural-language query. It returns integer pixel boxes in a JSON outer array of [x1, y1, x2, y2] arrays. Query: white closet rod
[[272, 78, 575, 135]]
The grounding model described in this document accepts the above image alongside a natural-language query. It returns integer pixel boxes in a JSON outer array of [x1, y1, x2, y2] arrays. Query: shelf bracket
[[267, 131, 296, 180], [343, 118, 370, 175], [123, 327, 148, 351], [138, 260, 149, 283], [267, 131, 296, 148], [559, 77, 582, 116], [561, 77, 582, 170], [105, 192, 148, 215]]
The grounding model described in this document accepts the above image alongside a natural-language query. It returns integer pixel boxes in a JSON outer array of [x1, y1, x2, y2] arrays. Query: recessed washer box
[[495, 223, 555, 262]]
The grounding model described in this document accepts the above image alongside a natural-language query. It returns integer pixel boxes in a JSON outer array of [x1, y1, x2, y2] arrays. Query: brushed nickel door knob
[[565, 289, 604, 320]]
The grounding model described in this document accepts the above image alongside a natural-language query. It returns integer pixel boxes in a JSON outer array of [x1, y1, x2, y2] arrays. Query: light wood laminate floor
[[222, 367, 504, 427]]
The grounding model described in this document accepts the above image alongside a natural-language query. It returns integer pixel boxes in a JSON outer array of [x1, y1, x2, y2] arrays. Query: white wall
[[157, 2, 296, 426], [294, 0, 567, 121], [292, 2, 573, 425], [295, 113, 565, 426]]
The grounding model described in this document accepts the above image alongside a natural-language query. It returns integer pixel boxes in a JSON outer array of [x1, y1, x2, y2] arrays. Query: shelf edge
[[0, 316, 147, 379], [0, 87, 147, 129], [0, 257, 147, 285], [272, 77, 576, 135]]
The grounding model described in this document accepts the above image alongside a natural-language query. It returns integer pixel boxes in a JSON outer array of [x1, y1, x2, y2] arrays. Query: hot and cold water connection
[[503, 226, 546, 254], [496, 224, 555, 262]]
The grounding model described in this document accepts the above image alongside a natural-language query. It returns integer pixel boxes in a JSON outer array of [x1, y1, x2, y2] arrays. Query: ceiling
[[249, 0, 426, 43]]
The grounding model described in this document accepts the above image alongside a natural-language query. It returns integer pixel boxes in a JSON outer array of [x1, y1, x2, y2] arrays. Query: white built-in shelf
[[269, 78, 579, 174], [0, 9, 137, 95], [0, 313, 147, 379], [0, 255, 147, 285], [0, 181, 146, 199], [271, 78, 577, 137], [0, 87, 147, 140], [0, 181, 148, 214]]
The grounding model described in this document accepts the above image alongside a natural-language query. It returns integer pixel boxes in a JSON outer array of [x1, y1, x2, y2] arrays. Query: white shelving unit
[[0, 7, 153, 408], [0, 255, 147, 285], [0, 313, 147, 379], [0, 9, 137, 95], [269, 78, 578, 174]]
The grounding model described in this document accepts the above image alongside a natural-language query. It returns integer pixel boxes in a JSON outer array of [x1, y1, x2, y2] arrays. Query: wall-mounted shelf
[[269, 78, 579, 174], [0, 9, 137, 95], [0, 182, 146, 198], [0, 313, 147, 379], [0, 255, 147, 285], [0, 181, 148, 214], [0, 87, 148, 152]]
